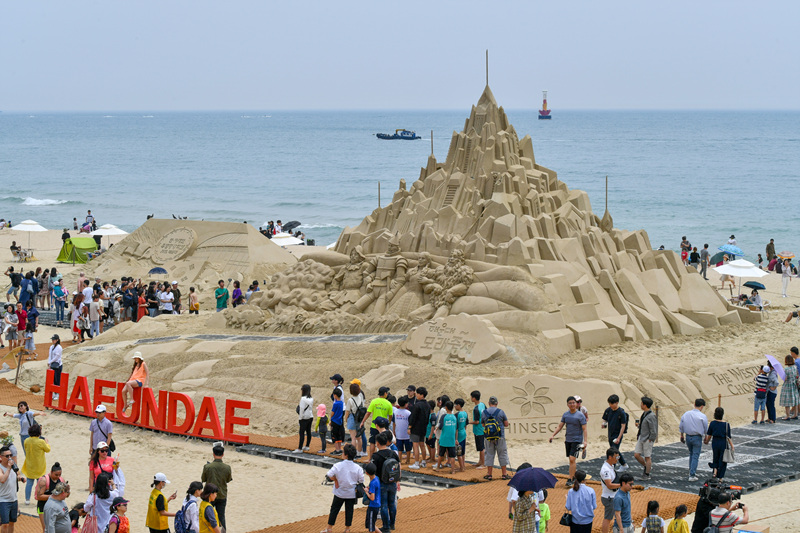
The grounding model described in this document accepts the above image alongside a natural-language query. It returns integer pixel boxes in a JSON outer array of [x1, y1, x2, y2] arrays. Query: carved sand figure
[[387, 252, 436, 318], [319, 246, 367, 312], [355, 235, 408, 314]]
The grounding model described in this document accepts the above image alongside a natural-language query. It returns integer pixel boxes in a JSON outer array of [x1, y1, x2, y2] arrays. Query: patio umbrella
[[713, 259, 768, 293], [743, 281, 766, 291], [765, 354, 786, 382], [91, 224, 129, 247], [271, 233, 304, 246], [778, 251, 795, 259], [10, 219, 48, 249], [718, 244, 744, 257], [148, 267, 168, 275], [507, 467, 558, 493], [709, 251, 727, 265]]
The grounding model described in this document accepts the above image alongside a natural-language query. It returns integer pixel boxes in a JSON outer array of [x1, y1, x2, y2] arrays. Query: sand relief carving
[[223, 84, 760, 351], [401, 313, 506, 364], [152, 227, 196, 263]]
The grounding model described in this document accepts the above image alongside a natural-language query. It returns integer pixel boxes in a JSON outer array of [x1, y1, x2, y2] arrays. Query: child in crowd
[[426, 400, 437, 462], [330, 389, 344, 455], [507, 463, 536, 528], [23, 321, 35, 357], [666, 504, 688, 533], [112, 294, 122, 325], [454, 398, 468, 472], [106, 496, 129, 533], [315, 404, 328, 454], [538, 489, 550, 533], [512, 487, 540, 533], [753, 365, 769, 424], [70, 501, 86, 533], [434, 401, 457, 474], [189, 287, 199, 314], [640, 500, 665, 533], [375, 417, 397, 451], [364, 463, 381, 533], [394, 396, 412, 463]]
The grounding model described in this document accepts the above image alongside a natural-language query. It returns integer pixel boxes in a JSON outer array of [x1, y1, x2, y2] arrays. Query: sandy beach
[[3, 227, 800, 530]]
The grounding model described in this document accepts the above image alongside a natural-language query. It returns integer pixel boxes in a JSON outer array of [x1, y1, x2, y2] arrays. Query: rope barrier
[[747, 506, 800, 523]]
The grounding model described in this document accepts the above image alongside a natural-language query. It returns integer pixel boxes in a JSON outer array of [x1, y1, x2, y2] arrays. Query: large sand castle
[[226, 85, 759, 353]]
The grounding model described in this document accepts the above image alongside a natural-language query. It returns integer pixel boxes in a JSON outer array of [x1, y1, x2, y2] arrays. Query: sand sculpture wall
[[72, 219, 297, 293], [224, 85, 759, 354]]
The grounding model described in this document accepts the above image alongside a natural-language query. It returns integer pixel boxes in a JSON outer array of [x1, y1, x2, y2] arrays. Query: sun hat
[[317, 404, 326, 416], [95, 405, 107, 413], [153, 472, 170, 484], [131, 351, 143, 360], [110, 496, 129, 510]]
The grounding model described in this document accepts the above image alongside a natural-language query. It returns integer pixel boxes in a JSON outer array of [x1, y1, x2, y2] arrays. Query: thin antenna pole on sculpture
[[485, 49, 489, 86], [431, 130, 434, 156], [605, 175, 608, 212], [378, 181, 381, 208]]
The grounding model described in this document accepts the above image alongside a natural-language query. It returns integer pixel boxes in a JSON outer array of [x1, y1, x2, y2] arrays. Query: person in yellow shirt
[[667, 505, 689, 533], [21, 424, 50, 506], [146, 473, 176, 533], [198, 484, 221, 533]]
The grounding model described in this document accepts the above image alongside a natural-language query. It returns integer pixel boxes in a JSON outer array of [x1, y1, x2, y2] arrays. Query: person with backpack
[[345, 383, 367, 457], [480, 396, 510, 481], [105, 497, 129, 533], [707, 493, 748, 533], [370, 432, 400, 533], [601, 395, 629, 471], [175, 482, 202, 533]]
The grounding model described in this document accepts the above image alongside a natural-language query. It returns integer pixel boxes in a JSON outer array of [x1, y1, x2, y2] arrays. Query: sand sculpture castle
[[227, 84, 761, 353]]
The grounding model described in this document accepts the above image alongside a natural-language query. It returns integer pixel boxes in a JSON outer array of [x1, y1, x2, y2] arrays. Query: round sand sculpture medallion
[[152, 227, 196, 264]]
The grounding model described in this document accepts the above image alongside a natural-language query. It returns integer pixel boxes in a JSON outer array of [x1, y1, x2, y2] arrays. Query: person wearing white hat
[[88, 406, 113, 491], [146, 473, 176, 533], [122, 353, 149, 413]]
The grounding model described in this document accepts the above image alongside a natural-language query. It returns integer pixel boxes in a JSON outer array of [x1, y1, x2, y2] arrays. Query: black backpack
[[380, 455, 401, 484]]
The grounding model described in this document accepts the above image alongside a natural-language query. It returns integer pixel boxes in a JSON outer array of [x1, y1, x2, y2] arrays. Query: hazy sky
[[2, 1, 798, 111]]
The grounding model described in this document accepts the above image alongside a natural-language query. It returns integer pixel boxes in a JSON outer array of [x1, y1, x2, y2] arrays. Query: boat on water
[[538, 90, 551, 120], [376, 129, 421, 140]]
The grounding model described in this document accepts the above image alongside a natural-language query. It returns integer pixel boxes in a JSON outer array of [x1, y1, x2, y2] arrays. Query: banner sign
[[44, 370, 251, 444]]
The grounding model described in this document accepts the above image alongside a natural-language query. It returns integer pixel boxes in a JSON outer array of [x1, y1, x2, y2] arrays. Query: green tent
[[56, 237, 98, 264]]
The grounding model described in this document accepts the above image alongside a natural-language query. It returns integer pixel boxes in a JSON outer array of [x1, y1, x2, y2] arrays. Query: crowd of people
[[0, 396, 233, 533]]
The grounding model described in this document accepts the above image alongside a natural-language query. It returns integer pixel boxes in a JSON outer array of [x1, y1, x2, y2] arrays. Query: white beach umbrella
[[91, 223, 129, 248], [271, 233, 304, 246], [91, 223, 129, 236], [713, 258, 768, 293], [10, 219, 48, 249]]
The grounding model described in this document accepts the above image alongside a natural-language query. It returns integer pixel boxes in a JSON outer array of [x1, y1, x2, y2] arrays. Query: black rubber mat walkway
[[552, 419, 800, 495]]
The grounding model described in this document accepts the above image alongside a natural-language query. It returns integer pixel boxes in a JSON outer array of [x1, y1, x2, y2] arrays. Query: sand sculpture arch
[[225, 83, 759, 353]]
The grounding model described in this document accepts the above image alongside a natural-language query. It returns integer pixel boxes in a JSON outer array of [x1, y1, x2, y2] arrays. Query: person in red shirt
[[15, 302, 28, 332]]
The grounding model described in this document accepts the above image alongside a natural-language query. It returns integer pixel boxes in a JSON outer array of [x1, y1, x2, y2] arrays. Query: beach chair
[[745, 300, 770, 318], [10, 249, 23, 262]]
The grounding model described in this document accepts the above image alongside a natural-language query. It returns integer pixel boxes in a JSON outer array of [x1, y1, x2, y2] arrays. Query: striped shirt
[[755, 373, 768, 392]]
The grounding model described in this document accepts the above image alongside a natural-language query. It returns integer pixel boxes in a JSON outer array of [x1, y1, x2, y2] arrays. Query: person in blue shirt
[[330, 390, 345, 455], [434, 401, 457, 474], [613, 473, 634, 533], [363, 463, 381, 533], [565, 470, 596, 532], [454, 399, 469, 472]]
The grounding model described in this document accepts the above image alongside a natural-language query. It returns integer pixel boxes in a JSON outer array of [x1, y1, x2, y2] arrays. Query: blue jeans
[[767, 391, 777, 422], [379, 482, 397, 531], [686, 434, 703, 476], [90, 320, 100, 337], [25, 477, 35, 501], [55, 300, 65, 322]]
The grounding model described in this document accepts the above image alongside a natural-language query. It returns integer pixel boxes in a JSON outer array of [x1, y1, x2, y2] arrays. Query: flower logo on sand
[[510, 381, 553, 417]]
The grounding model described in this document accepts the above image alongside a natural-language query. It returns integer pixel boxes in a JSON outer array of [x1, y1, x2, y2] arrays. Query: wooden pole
[[718, 394, 722, 407], [430, 130, 434, 155]]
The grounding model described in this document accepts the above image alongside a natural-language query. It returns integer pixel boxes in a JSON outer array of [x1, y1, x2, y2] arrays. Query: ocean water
[[1, 109, 799, 257]]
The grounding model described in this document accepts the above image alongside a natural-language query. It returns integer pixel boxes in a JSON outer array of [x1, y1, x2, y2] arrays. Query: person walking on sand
[[782, 259, 792, 297], [198, 484, 221, 533], [122, 353, 148, 413], [146, 473, 176, 533], [36, 463, 64, 531], [4, 401, 46, 448], [766, 239, 776, 263], [20, 424, 50, 506], [633, 397, 657, 481], [549, 396, 587, 487], [88, 406, 113, 487], [200, 445, 231, 531], [699, 244, 710, 280], [42, 481, 70, 533]]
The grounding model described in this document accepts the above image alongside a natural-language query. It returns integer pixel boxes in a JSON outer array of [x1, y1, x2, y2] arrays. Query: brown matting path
[[0, 378, 44, 410], [252, 478, 697, 533]]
